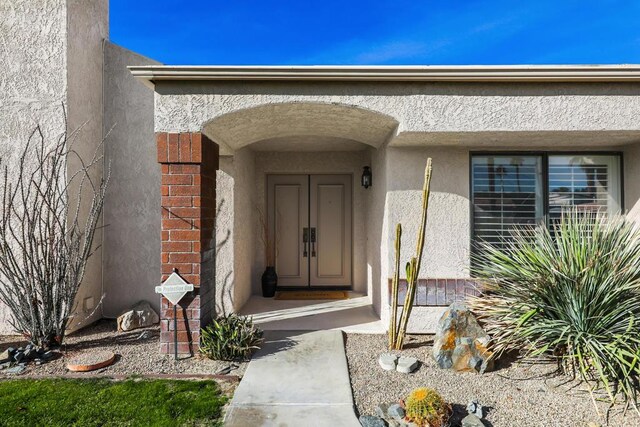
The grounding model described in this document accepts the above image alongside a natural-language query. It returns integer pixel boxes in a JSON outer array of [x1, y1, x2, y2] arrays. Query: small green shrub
[[404, 387, 450, 427], [200, 314, 263, 361], [470, 210, 640, 406]]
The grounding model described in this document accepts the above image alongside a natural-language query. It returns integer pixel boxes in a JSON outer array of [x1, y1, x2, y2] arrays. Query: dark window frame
[[469, 151, 624, 254]]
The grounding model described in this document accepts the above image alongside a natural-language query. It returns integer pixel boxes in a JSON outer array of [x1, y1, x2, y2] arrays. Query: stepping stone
[[378, 353, 398, 371], [67, 350, 116, 372], [396, 356, 419, 373]]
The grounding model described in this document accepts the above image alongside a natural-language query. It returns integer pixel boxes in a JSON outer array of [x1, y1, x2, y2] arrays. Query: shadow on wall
[[215, 198, 233, 317]]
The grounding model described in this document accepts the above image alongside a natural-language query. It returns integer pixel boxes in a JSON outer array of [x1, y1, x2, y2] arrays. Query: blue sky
[[110, 0, 640, 65]]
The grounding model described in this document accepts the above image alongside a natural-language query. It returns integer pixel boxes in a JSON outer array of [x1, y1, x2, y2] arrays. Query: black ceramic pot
[[261, 266, 278, 297]]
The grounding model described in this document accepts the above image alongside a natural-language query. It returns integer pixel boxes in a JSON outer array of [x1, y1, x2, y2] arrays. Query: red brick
[[169, 252, 201, 263], [161, 185, 169, 196], [169, 164, 199, 174], [161, 263, 192, 275], [161, 331, 192, 342], [161, 230, 169, 241], [162, 196, 192, 207], [191, 133, 202, 163], [168, 133, 179, 162], [157, 133, 168, 163], [170, 230, 199, 241], [162, 241, 192, 252], [169, 207, 201, 218], [170, 185, 199, 196], [161, 252, 169, 263], [162, 218, 193, 230], [179, 133, 191, 162], [162, 174, 192, 185]]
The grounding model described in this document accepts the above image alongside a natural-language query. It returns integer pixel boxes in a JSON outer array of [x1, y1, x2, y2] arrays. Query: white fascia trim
[[129, 64, 640, 87]]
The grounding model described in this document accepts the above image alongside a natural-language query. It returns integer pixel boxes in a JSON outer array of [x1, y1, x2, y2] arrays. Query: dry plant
[[0, 115, 110, 348], [256, 203, 280, 267]]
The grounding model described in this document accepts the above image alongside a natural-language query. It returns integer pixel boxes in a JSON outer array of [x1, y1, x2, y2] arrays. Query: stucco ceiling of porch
[[201, 102, 399, 155]]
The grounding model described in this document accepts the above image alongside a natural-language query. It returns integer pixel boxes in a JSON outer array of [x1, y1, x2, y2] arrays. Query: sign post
[[155, 270, 194, 360]]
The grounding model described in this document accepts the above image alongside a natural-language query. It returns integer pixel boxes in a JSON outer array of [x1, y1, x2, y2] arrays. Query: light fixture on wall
[[361, 166, 372, 189]]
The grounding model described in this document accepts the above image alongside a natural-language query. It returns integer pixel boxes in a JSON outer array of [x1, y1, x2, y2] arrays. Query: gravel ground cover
[[345, 333, 635, 427], [0, 319, 247, 379]]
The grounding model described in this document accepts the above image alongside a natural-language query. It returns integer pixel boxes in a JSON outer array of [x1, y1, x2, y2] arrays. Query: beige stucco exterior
[[3, 1, 640, 335]]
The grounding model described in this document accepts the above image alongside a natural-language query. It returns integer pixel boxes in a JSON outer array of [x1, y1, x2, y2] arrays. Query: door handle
[[310, 227, 316, 257], [303, 228, 309, 257]]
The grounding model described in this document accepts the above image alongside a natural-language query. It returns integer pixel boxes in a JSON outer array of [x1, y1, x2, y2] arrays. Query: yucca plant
[[200, 314, 263, 361], [469, 210, 640, 412]]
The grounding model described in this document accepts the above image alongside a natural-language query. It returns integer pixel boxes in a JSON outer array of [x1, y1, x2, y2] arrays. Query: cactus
[[388, 223, 402, 350], [404, 387, 450, 427], [391, 158, 433, 350]]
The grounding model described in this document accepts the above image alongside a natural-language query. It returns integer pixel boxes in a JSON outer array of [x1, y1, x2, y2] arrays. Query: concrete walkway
[[224, 330, 361, 426]]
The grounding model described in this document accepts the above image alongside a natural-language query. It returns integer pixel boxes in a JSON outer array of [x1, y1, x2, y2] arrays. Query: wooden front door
[[267, 174, 352, 288]]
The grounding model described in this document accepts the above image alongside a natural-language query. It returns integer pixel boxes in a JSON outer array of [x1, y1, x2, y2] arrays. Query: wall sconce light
[[361, 166, 372, 189]]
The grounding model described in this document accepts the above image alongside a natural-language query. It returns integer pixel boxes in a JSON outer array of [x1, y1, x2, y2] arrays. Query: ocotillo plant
[[388, 158, 433, 350]]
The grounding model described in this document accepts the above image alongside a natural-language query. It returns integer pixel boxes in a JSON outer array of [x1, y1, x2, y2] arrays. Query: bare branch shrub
[[0, 115, 110, 348]]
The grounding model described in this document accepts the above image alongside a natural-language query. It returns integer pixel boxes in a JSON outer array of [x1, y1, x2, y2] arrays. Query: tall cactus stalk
[[388, 224, 402, 350], [394, 158, 433, 350]]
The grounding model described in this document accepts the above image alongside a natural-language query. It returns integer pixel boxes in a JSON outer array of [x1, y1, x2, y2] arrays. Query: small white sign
[[155, 272, 194, 305]]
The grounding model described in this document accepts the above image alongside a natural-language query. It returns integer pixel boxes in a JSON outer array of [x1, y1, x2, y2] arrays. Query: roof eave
[[129, 65, 640, 88]]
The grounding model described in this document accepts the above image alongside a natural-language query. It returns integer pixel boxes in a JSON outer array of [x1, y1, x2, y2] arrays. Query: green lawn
[[0, 378, 229, 426]]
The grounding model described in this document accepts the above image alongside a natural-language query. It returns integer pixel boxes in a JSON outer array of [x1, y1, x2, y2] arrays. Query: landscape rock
[[378, 353, 398, 371], [117, 301, 159, 332], [375, 403, 390, 419], [432, 302, 494, 373], [466, 400, 483, 418], [396, 356, 419, 373], [387, 403, 405, 420], [461, 413, 485, 427], [5, 365, 26, 375], [359, 415, 388, 427], [0, 349, 10, 364]]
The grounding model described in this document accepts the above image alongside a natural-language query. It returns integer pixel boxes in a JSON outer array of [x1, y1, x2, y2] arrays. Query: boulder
[[432, 302, 493, 373], [117, 301, 159, 332]]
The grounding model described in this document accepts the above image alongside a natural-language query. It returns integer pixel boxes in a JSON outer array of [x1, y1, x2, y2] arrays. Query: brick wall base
[[157, 132, 218, 355]]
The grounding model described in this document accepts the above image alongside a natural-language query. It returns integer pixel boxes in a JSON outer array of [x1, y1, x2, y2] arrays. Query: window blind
[[471, 156, 543, 251]]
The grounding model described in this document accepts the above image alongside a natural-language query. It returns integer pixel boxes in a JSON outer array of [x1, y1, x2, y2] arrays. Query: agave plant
[[469, 210, 640, 410], [200, 314, 263, 361]]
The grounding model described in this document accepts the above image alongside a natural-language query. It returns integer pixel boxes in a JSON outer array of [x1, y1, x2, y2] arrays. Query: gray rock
[[5, 365, 26, 375], [359, 415, 388, 427], [117, 301, 159, 332], [0, 349, 10, 364], [466, 400, 483, 418], [432, 302, 494, 373], [13, 351, 24, 363], [137, 330, 152, 340], [375, 403, 390, 419], [462, 413, 485, 427], [387, 403, 405, 420], [378, 353, 398, 371], [42, 351, 55, 361], [396, 356, 419, 373]]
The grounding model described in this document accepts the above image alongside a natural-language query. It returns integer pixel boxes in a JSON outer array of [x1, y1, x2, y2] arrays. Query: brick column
[[157, 132, 218, 355]]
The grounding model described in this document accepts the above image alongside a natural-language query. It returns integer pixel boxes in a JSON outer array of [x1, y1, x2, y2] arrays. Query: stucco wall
[[154, 81, 640, 136], [624, 142, 640, 222], [65, 0, 108, 330], [216, 149, 256, 314], [102, 42, 160, 318], [0, 0, 68, 333]]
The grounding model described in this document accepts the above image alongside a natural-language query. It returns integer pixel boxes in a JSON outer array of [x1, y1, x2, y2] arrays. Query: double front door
[[267, 174, 352, 288]]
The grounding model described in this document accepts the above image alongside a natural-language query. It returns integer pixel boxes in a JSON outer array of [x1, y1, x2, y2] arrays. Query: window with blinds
[[471, 156, 543, 251], [471, 153, 622, 263]]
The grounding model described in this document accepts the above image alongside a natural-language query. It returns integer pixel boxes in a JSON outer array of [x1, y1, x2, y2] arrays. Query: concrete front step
[[224, 330, 360, 426]]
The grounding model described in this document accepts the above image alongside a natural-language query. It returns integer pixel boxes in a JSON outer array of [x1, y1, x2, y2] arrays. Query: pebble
[[359, 415, 388, 427], [396, 356, 418, 374], [378, 353, 397, 371]]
